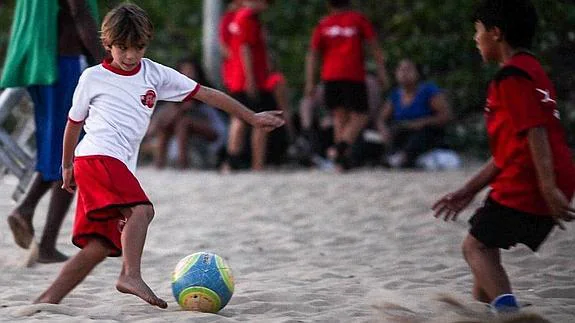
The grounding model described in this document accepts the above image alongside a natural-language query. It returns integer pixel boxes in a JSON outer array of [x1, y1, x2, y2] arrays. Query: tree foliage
[[1, 0, 574, 155]]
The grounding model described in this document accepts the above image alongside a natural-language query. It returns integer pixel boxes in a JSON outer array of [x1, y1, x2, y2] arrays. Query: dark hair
[[473, 0, 538, 49], [328, 0, 351, 9], [176, 57, 212, 88]]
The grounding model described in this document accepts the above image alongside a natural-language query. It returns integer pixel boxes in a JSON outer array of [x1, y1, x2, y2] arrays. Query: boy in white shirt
[[34, 3, 284, 308]]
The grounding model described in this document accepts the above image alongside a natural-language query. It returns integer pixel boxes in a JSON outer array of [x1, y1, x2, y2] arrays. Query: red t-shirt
[[228, 7, 268, 93], [310, 10, 376, 82], [485, 52, 575, 215], [219, 9, 237, 90]]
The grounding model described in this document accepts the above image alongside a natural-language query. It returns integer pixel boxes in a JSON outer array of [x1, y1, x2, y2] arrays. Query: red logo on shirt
[[140, 90, 157, 109]]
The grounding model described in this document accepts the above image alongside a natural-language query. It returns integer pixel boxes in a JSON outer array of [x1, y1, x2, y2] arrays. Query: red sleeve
[[499, 76, 546, 134], [360, 15, 376, 40], [310, 24, 322, 51], [236, 12, 259, 45]]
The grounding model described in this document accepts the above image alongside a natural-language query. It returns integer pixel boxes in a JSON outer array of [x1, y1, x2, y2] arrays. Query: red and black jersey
[[310, 10, 376, 82], [227, 7, 269, 93], [219, 9, 237, 90], [485, 52, 575, 215]]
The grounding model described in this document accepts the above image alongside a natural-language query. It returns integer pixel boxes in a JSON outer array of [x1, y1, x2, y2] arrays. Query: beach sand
[[1, 166, 574, 322]]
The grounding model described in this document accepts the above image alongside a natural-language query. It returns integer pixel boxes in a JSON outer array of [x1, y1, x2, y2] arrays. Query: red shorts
[[72, 155, 152, 257]]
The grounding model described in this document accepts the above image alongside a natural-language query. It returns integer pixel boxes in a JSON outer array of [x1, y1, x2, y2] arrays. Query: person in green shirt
[[1, 0, 103, 264]]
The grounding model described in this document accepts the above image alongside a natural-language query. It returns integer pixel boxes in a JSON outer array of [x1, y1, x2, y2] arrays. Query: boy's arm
[[432, 158, 500, 221], [528, 127, 575, 224], [240, 44, 258, 100], [193, 85, 284, 131], [460, 158, 500, 195], [61, 120, 84, 192]]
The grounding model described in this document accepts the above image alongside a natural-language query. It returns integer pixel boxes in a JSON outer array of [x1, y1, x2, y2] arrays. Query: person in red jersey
[[222, 0, 278, 171], [432, 0, 575, 314], [219, 0, 243, 92], [304, 0, 389, 171]]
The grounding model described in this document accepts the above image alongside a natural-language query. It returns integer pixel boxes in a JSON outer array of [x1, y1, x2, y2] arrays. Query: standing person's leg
[[34, 239, 110, 304], [7, 172, 51, 249], [116, 204, 167, 308], [37, 182, 74, 263], [223, 93, 251, 171], [251, 128, 268, 170]]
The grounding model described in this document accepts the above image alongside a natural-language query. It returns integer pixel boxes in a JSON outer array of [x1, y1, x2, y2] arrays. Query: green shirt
[[0, 0, 99, 88]]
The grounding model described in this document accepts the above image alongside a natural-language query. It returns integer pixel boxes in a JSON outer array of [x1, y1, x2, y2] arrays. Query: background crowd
[[0, 0, 574, 173]]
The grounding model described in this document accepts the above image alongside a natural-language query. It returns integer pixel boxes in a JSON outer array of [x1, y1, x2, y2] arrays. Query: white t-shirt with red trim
[[69, 58, 199, 173]]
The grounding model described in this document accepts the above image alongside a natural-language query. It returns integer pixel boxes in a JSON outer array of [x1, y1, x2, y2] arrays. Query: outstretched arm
[[432, 158, 500, 221], [194, 86, 284, 132]]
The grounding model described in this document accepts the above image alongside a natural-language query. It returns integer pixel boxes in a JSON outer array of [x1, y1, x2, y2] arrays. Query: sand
[[0, 166, 574, 322]]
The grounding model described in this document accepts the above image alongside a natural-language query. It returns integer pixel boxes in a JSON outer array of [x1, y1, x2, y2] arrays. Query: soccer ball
[[171, 252, 235, 313]]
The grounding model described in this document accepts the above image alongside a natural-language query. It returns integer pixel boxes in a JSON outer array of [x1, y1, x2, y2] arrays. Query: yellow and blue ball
[[171, 252, 234, 313]]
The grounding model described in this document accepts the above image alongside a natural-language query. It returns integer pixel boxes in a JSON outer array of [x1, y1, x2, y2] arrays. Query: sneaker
[[491, 294, 520, 314]]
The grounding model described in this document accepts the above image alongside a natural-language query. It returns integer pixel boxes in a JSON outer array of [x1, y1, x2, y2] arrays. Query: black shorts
[[468, 196, 555, 251], [323, 81, 368, 113], [231, 91, 277, 113]]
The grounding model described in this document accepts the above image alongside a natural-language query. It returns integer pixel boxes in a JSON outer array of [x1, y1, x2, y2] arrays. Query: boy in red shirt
[[433, 0, 575, 313], [223, 0, 277, 171], [304, 0, 388, 171]]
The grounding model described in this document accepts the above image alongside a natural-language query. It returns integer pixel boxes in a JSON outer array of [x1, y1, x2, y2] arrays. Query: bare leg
[[8, 172, 51, 249], [116, 205, 167, 309], [462, 235, 512, 302], [34, 239, 110, 304], [154, 131, 170, 169], [341, 112, 369, 145], [38, 182, 74, 263], [222, 117, 246, 172], [331, 108, 348, 147], [175, 120, 191, 169], [251, 128, 268, 171]]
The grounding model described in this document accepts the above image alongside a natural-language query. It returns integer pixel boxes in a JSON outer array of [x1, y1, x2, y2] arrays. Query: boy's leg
[[251, 128, 268, 170], [34, 239, 110, 304], [462, 234, 512, 302], [116, 205, 167, 308], [7, 172, 51, 249], [37, 181, 74, 263]]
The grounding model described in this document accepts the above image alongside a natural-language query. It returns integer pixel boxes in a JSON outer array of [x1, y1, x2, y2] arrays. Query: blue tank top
[[390, 82, 440, 121]]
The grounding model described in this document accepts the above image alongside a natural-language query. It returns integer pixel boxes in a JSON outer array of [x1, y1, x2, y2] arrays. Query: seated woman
[[377, 58, 453, 168], [145, 58, 228, 169]]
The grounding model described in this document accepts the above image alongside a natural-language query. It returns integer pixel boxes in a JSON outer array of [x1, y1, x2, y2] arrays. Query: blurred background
[[1, 0, 574, 159]]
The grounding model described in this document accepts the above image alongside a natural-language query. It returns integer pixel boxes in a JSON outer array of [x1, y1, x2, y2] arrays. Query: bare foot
[[38, 249, 69, 264], [7, 212, 34, 249], [116, 276, 167, 309]]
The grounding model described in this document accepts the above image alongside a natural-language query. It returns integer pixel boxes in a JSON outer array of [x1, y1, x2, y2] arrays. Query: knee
[[462, 235, 486, 261], [134, 204, 155, 223]]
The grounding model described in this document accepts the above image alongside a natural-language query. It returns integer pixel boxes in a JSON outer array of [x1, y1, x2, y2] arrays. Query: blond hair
[[100, 3, 153, 48]]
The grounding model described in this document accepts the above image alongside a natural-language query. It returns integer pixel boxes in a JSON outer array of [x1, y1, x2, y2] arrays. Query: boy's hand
[[541, 186, 575, 230], [432, 188, 475, 221], [250, 110, 285, 132], [61, 165, 76, 193]]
